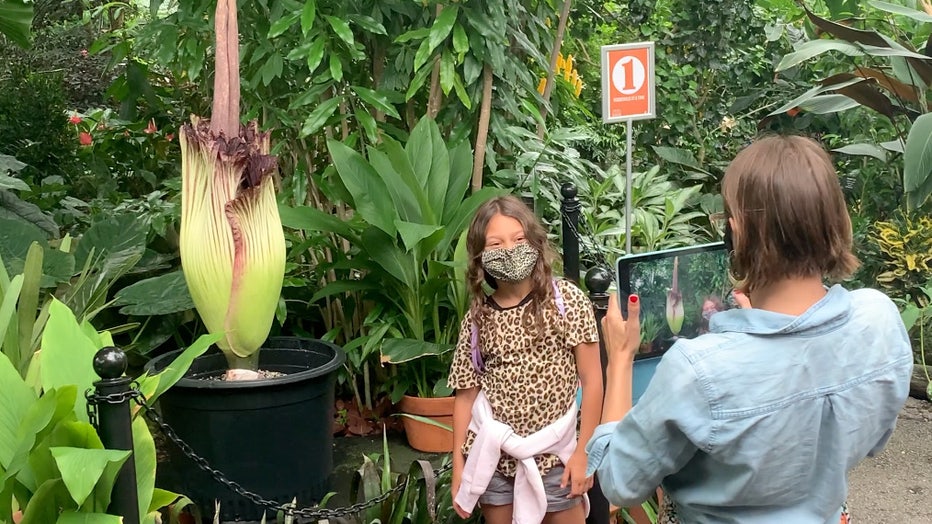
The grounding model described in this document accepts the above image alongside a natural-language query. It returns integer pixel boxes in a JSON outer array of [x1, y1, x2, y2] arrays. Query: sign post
[[601, 42, 655, 254]]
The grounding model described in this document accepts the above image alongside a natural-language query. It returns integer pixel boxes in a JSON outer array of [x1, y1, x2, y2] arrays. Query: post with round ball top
[[91, 347, 140, 524], [561, 183, 582, 284], [584, 266, 612, 524]]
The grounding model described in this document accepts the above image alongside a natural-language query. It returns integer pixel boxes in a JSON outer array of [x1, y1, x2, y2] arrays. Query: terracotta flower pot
[[398, 395, 454, 453]]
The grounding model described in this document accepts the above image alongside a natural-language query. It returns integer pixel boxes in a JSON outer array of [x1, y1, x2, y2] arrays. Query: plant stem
[[427, 4, 444, 119], [471, 64, 493, 191], [537, 0, 573, 138], [224, 351, 260, 371]]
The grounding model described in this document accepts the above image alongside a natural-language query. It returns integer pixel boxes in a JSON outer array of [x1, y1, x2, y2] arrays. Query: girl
[[448, 195, 603, 524], [588, 135, 912, 523]]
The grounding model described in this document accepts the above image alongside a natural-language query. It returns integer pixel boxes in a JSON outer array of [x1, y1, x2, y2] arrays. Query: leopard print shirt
[[447, 278, 599, 477]]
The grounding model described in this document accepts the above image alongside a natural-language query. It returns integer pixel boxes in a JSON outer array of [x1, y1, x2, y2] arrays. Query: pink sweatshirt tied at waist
[[454, 390, 590, 524]]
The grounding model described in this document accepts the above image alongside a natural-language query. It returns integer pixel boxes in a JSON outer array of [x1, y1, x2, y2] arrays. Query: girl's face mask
[[481, 243, 539, 283]]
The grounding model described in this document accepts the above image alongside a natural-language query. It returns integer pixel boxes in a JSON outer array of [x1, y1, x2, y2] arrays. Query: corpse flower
[[179, 0, 285, 376], [666, 256, 684, 335]]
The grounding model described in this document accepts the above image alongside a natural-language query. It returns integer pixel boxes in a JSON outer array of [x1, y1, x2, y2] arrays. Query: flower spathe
[[179, 116, 285, 365]]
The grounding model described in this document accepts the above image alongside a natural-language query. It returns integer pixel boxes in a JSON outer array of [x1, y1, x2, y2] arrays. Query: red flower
[[68, 115, 82, 125], [165, 133, 175, 142], [79, 132, 93, 146], [80, 49, 88, 58], [144, 119, 157, 134]]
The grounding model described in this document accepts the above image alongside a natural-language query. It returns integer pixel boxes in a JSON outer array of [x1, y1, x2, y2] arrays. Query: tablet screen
[[616, 242, 732, 359]]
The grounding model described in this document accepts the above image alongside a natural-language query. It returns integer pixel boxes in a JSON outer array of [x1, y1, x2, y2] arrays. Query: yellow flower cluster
[[537, 52, 583, 98]]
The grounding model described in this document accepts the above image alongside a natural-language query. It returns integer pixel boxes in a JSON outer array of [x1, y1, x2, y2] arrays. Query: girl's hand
[[603, 294, 641, 364], [733, 290, 752, 309], [561, 451, 593, 497], [451, 463, 471, 518]]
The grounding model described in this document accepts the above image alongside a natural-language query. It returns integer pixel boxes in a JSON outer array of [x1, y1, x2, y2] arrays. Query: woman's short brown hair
[[722, 135, 859, 292]]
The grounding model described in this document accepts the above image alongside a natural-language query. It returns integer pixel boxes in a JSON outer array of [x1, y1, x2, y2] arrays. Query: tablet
[[615, 242, 732, 401], [616, 242, 732, 356]]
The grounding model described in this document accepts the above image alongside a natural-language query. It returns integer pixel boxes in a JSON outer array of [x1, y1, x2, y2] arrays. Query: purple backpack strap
[[470, 279, 566, 374], [469, 323, 485, 373]]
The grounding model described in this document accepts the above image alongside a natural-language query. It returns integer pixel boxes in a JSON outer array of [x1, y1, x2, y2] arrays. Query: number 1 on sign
[[612, 57, 646, 95]]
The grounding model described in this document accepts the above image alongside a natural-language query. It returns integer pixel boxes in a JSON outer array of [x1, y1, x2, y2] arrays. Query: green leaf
[[413, 37, 433, 73], [131, 415, 156, 521], [349, 15, 387, 35], [325, 15, 354, 47], [327, 140, 397, 236], [0, 190, 59, 239], [833, 143, 888, 162], [776, 39, 862, 71], [367, 148, 422, 224], [0, 174, 29, 191], [406, 60, 433, 101], [0, 274, 23, 354], [39, 299, 100, 421], [428, 6, 458, 54], [261, 53, 284, 86], [798, 94, 861, 114], [0, 0, 33, 49], [452, 23, 468, 55], [352, 86, 401, 119], [20, 479, 74, 524], [869, 0, 932, 22], [0, 154, 26, 174], [329, 53, 343, 81], [113, 271, 194, 316], [380, 338, 453, 365], [301, 0, 317, 34], [440, 51, 455, 95], [652, 146, 710, 174], [56, 513, 124, 524], [355, 108, 379, 143], [395, 221, 444, 253], [904, 112, 932, 209], [74, 215, 147, 272], [452, 72, 471, 109], [279, 204, 357, 239], [395, 27, 430, 43], [268, 12, 300, 38], [306, 37, 327, 72], [50, 447, 131, 507], [360, 227, 414, 288], [443, 142, 474, 225], [143, 333, 220, 405], [300, 97, 341, 138], [0, 350, 35, 466], [148, 488, 181, 513], [310, 279, 379, 303]]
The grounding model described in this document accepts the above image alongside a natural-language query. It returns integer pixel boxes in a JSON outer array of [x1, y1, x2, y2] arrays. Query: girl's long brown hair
[[465, 195, 557, 339]]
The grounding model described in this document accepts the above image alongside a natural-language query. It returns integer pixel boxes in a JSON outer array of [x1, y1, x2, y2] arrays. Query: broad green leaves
[[904, 113, 932, 210]]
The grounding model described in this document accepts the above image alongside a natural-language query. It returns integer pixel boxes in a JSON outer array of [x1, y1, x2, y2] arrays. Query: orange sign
[[601, 42, 655, 123]]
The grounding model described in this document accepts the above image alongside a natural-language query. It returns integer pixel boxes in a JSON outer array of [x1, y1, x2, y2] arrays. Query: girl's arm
[[563, 341, 603, 496], [452, 386, 479, 517]]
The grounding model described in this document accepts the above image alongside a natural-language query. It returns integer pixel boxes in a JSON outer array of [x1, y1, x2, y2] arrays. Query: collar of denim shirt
[[709, 284, 852, 337]]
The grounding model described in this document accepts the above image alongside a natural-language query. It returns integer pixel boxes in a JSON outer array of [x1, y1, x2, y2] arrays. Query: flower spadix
[[179, 117, 285, 368], [666, 255, 684, 336]]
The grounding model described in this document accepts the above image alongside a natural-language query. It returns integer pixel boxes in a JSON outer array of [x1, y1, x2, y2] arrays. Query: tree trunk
[[472, 64, 494, 192], [537, 0, 573, 138], [427, 4, 444, 119]]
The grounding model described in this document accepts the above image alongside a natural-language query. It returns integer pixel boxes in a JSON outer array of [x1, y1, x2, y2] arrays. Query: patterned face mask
[[481, 243, 539, 283]]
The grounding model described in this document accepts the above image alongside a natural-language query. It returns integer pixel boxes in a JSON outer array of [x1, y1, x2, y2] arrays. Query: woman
[[587, 135, 913, 523]]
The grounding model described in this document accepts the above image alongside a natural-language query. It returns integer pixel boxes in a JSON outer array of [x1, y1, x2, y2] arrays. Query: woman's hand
[[561, 450, 594, 497], [602, 294, 641, 365]]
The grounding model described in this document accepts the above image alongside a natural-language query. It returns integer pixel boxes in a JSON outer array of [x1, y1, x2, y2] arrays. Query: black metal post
[[585, 266, 613, 524], [561, 183, 581, 284], [92, 347, 140, 524]]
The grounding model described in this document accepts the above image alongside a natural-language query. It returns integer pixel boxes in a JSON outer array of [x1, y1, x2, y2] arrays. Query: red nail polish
[[629, 295, 639, 304]]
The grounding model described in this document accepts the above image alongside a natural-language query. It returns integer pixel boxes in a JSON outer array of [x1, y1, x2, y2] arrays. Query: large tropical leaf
[[380, 338, 454, 365], [0, 0, 32, 49], [904, 113, 932, 210], [112, 270, 194, 316], [328, 139, 396, 236]]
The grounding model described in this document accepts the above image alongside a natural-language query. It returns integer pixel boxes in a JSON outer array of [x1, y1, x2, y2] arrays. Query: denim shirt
[[586, 285, 913, 524]]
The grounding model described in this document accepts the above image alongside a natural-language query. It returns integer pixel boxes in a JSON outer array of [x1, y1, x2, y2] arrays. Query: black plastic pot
[[145, 337, 345, 523]]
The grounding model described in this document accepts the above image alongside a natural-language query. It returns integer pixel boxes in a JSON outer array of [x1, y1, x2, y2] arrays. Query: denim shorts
[[478, 465, 582, 513]]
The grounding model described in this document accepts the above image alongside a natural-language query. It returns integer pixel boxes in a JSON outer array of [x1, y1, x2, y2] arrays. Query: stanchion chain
[[130, 393, 452, 520]]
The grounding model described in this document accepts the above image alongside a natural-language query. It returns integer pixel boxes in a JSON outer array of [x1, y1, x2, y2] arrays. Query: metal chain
[[130, 395, 452, 520], [561, 208, 614, 270], [85, 386, 143, 428]]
